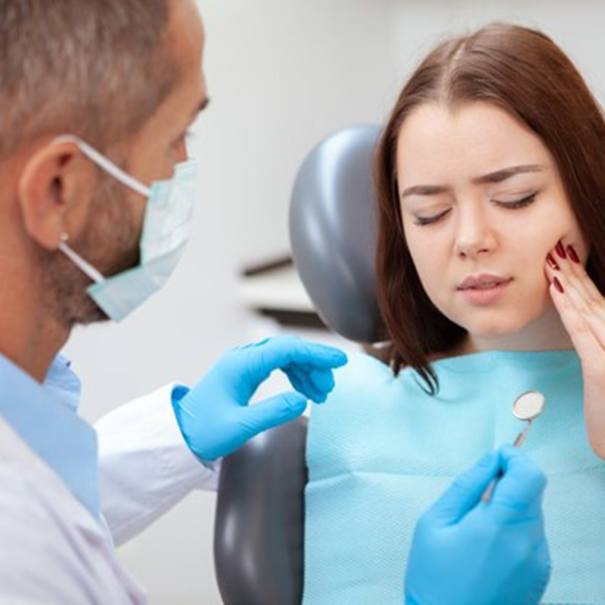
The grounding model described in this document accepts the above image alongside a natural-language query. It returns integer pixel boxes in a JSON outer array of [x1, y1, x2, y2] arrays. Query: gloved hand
[[404, 445, 551, 605], [172, 335, 348, 461]]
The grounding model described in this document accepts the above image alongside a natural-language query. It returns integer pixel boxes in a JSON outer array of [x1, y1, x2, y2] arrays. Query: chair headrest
[[289, 124, 382, 343]]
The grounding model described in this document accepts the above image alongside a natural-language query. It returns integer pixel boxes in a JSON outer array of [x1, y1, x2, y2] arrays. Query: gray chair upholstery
[[214, 125, 381, 603], [289, 124, 382, 343], [214, 418, 308, 605]]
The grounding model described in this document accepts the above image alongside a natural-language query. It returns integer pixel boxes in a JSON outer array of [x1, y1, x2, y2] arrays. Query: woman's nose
[[453, 203, 497, 259]]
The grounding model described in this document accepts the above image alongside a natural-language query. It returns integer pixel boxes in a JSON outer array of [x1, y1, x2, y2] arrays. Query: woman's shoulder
[[336, 350, 394, 382], [307, 351, 416, 454], [318, 350, 402, 412], [341, 348, 445, 378]]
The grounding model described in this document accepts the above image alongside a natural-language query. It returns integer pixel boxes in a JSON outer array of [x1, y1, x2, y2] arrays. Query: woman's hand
[[544, 239, 605, 458]]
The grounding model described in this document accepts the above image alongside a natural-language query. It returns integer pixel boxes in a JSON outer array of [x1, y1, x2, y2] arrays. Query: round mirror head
[[512, 391, 546, 421]]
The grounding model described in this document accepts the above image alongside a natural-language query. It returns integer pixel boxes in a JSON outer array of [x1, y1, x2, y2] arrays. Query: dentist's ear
[[17, 139, 98, 250]]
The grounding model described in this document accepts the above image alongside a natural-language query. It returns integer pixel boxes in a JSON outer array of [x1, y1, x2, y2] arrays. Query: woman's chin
[[458, 315, 535, 339]]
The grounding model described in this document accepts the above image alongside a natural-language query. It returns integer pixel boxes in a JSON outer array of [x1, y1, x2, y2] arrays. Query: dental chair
[[214, 124, 383, 605]]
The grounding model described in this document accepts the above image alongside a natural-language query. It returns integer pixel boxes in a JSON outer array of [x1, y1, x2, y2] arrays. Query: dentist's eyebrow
[[179, 97, 210, 135], [399, 164, 546, 200], [191, 96, 210, 120]]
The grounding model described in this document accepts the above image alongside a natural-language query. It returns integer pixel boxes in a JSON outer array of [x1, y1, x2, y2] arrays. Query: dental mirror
[[511, 391, 546, 447], [481, 390, 546, 502], [513, 391, 545, 421]]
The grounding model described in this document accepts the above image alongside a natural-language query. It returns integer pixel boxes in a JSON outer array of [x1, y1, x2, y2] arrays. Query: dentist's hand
[[172, 335, 348, 461], [404, 446, 551, 605]]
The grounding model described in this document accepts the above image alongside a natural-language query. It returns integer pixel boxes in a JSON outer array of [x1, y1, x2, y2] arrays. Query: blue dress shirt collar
[[0, 353, 99, 518]]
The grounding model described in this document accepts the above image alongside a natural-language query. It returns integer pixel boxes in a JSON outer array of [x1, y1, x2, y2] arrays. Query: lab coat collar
[[0, 353, 99, 518]]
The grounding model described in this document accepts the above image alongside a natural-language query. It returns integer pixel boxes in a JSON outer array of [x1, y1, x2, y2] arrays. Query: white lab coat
[[0, 384, 219, 604]]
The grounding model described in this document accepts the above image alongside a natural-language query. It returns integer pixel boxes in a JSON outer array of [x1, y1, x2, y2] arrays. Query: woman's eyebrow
[[400, 164, 546, 200], [472, 163, 546, 184]]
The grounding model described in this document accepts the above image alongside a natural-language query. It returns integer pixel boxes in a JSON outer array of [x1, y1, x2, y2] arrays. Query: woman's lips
[[458, 278, 513, 305]]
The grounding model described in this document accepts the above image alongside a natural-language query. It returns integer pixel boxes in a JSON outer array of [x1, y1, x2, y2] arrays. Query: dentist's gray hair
[[0, 0, 177, 158]]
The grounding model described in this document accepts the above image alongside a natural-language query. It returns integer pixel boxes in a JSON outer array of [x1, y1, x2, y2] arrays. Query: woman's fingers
[[544, 240, 605, 372], [548, 242, 605, 322]]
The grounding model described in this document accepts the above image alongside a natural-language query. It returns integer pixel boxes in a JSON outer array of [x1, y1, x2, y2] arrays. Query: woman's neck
[[450, 304, 574, 357]]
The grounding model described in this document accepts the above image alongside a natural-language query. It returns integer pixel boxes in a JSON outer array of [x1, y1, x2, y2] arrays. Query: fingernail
[[567, 245, 580, 264], [546, 253, 560, 270], [553, 276, 564, 293], [555, 240, 567, 259], [332, 352, 348, 364]]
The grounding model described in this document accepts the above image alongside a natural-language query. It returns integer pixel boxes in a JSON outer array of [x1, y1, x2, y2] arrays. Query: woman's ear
[[17, 140, 97, 250]]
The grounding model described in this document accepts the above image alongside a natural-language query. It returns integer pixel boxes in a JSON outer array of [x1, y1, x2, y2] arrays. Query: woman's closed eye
[[413, 191, 539, 226]]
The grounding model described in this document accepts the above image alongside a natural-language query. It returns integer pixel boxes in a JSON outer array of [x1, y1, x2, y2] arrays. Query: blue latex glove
[[404, 445, 551, 605], [172, 335, 348, 461]]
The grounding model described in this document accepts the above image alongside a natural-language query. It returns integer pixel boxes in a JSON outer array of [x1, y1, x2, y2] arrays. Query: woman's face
[[396, 101, 588, 340]]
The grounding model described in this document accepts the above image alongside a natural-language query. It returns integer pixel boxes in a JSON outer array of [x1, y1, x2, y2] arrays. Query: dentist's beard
[[37, 175, 141, 328]]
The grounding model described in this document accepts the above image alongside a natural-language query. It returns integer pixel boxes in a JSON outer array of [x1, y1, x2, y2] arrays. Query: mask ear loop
[[57, 232, 106, 284], [51, 134, 151, 284], [52, 135, 151, 198]]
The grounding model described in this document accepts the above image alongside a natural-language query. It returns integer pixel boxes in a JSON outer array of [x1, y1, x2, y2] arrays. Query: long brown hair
[[374, 22, 605, 394]]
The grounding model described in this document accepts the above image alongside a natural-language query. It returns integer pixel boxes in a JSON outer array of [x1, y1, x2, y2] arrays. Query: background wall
[[64, 1, 605, 602]]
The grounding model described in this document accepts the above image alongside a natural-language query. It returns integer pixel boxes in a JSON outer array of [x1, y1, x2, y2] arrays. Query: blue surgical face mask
[[54, 135, 197, 321]]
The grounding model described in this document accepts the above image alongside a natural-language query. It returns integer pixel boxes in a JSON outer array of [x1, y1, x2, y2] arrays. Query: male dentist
[[0, 1, 550, 603]]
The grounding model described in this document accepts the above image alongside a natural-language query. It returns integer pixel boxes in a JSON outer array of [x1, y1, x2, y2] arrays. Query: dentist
[[0, 1, 550, 603]]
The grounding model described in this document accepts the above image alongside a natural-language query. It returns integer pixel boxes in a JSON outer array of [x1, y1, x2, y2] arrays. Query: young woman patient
[[303, 23, 605, 605]]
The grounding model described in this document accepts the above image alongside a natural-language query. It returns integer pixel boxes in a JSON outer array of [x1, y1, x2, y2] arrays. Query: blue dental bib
[[304, 350, 605, 605]]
